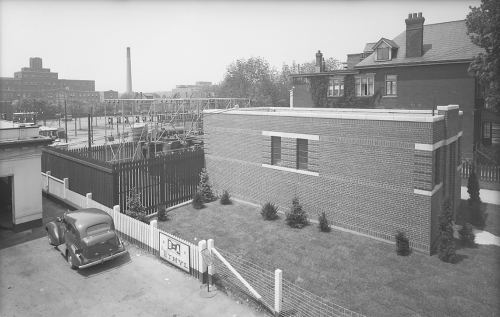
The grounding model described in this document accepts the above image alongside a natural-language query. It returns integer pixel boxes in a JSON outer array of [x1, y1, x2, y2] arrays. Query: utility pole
[[64, 100, 68, 143], [88, 113, 91, 150]]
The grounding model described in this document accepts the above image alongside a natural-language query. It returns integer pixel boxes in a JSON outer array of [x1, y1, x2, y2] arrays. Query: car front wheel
[[67, 252, 77, 270]]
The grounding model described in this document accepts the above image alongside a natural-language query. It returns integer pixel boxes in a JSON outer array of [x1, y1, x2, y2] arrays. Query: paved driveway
[[0, 237, 268, 317], [0, 196, 270, 317]]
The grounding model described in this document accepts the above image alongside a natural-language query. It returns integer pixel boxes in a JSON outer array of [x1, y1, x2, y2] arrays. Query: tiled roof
[[355, 20, 484, 68]]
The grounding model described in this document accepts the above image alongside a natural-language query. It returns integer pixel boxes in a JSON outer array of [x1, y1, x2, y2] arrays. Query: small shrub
[[395, 231, 411, 256], [318, 212, 331, 232], [458, 223, 476, 246], [192, 191, 205, 209], [220, 190, 232, 205], [261, 202, 278, 220], [467, 169, 481, 204], [157, 206, 171, 222], [126, 188, 147, 223], [285, 197, 308, 228], [437, 197, 456, 263], [197, 168, 216, 202]]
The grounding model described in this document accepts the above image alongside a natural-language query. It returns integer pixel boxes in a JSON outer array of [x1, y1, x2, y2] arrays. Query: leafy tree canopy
[[466, 0, 500, 112]]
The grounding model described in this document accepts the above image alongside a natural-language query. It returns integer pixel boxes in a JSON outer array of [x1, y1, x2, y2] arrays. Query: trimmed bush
[[318, 212, 331, 232], [261, 202, 278, 220], [395, 231, 411, 256], [458, 223, 476, 246], [126, 188, 147, 223], [157, 206, 171, 222], [220, 190, 232, 205], [467, 169, 481, 204], [469, 201, 485, 226], [285, 197, 308, 228], [197, 168, 216, 202], [436, 197, 456, 263], [192, 191, 205, 209]]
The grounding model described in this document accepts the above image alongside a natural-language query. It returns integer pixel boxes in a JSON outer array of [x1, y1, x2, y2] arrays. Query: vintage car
[[46, 208, 127, 269]]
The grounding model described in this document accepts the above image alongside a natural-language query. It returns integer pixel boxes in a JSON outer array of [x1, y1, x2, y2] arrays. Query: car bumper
[[78, 249, 128, 269]]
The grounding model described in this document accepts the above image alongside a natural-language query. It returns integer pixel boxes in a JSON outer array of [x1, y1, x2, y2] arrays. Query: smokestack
[[126, 47, 133, 94]]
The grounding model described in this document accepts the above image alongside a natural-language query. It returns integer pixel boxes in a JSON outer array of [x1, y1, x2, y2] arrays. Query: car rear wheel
[[46, 230, 53, 245], [67, 251, 77, 270]]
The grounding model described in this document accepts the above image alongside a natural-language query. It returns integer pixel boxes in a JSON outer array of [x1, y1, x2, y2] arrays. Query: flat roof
[[0, 120, 39, 129], [204, 106, 463, 123]]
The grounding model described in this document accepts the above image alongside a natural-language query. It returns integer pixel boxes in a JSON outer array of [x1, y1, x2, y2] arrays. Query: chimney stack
[[405, 12, 425, 58], [126, 47, 133, 94], [315, 50, 323, 73]]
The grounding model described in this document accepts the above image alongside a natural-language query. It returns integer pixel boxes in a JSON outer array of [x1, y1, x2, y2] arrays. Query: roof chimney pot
[[418, 12, 422, 17], [413, 13, 417, 18], [408, 13, 412, 19]]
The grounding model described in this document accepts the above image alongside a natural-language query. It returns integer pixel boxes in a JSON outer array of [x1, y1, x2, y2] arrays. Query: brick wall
[[204, 108, 462, 254]]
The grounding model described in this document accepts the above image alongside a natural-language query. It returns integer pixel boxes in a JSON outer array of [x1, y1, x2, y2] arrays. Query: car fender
[[46, 222, 62, 246], [66, 243, 83, 267]]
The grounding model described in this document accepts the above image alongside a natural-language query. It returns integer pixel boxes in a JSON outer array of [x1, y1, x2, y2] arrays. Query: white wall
[[0, 146, 43, 225]]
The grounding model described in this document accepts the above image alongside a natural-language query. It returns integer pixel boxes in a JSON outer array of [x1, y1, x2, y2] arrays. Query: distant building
[[171, 81, 213, 98], [99, 90, 119, 102], [0, 57, 100, 104], [0, 120, 53, 232]]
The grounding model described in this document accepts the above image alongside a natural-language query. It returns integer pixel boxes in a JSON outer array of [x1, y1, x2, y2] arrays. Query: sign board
[[159, 232, 190, 272]]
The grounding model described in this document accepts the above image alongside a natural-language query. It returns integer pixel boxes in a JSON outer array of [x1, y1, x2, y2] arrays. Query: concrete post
[[63, 178, 69, 199], [207, 238, 214, 286], [86, 193, 92, 208], [46, 171, 51, 192], [275, 269, 282, 316], [150, 219, 157, 253], [198, 240, 207, 284]]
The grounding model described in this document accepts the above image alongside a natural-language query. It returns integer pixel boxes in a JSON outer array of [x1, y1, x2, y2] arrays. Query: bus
[[13, 112, 36, 124], [39, 126, 65, 140]]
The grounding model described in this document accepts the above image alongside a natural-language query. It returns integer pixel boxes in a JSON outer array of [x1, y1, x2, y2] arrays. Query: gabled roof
[[355, 20, 484, 69], [372, 38, 400, 49]]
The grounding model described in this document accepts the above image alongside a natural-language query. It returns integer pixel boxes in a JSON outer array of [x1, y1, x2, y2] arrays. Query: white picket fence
[[40, 171, 201, 279]]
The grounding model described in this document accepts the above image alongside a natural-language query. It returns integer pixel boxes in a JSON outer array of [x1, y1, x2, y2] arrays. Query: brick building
[[0, 57, 100, 104], [290, 13, 489, 160], [204, 106, 462, 254]]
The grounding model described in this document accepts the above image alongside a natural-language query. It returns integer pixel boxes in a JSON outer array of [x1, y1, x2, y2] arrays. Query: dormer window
[[373, 38, 399, 61], [377, 47, 390, 60]]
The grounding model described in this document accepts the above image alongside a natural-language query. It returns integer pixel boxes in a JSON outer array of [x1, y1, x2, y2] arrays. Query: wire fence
[[281, 279, 365, 317], [212, 248, 275, 312]]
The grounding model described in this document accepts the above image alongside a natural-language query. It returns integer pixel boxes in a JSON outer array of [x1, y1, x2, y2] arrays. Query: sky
[[0, 0, 481, 94]]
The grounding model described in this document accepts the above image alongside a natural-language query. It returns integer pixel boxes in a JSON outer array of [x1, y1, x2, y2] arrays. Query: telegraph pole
[[64, 100, 68, 143]]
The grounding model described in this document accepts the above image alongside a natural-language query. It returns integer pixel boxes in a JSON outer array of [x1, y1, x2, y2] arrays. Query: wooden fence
[[41, 145, 204, 214], [461, 161, 500, 182]]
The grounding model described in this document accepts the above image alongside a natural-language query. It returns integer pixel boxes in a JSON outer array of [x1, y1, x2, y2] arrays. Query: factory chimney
[[126, 47, 133, 94]]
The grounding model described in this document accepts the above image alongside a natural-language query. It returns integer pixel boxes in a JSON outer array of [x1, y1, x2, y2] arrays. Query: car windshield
[[86, 223, 111, 235]]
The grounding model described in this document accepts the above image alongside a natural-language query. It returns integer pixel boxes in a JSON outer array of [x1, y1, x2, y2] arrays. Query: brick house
[[290, 13, 491, 160], [204, 106, 462, 254]]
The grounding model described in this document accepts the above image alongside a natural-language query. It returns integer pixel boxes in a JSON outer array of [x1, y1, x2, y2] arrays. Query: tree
[[285, 197, 308, 228], [295, 57, 341, 73], [218, 57, 280, 107], [436, 197, 456, 263], [466, 0, 500, 112], [197, 168, 215, 202], [66, 99, 88, 130]]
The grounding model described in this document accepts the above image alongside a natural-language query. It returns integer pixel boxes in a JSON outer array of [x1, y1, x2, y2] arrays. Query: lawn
[[157, 199, 500, 317]]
